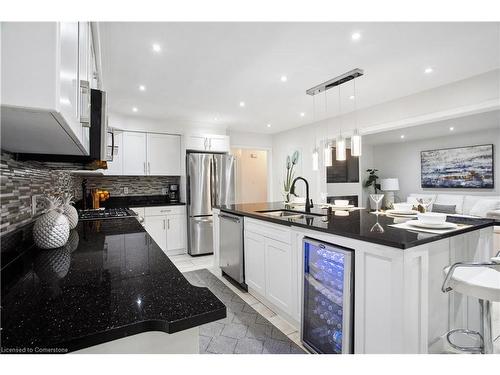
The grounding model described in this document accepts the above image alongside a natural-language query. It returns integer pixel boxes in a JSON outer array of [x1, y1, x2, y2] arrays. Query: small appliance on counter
[[168, 183, 180, 203]]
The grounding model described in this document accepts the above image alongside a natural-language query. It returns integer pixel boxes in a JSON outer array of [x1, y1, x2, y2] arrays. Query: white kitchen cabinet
[[1, 22, 96, 156], [147, 133, 181, 175], [139, 205, 187, 255], [185, 134, 230, 152], [144, 215, 167, 251], [244, 218, 294, 317], [166, 214, 186, 251], [121, 131, 181, 176], [104, 131, 123, 175], [122, 132, 147, 175], [244, 231, 267, 295], [265, 238, 293, 312]]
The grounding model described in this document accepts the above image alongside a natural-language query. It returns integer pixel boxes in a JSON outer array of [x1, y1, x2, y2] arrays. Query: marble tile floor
[[183, 268, 306, 354]]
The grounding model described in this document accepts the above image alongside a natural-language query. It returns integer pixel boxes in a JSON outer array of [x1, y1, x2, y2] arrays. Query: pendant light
[[312, 95, 319, 171], [350, 76, 362, 156], [323, 90, 332, 167], [336, 85, 346, 161]]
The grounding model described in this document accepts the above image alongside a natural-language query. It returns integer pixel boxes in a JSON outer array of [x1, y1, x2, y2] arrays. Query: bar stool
[[442, 252, 500, 354]]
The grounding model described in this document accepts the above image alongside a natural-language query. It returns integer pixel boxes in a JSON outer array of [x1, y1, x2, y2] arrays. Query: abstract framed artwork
[[421, 144, 494, 189]]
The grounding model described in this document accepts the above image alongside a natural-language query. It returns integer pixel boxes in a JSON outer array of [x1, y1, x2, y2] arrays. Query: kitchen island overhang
[[214, 202, 496, 354]]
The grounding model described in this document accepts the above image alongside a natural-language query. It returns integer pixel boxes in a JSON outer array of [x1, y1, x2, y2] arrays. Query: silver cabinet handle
[[204, 138, 208, 150], [209, 138, 212, 150], [143, 162, 146, 174], [163, 219, 166, 230], [148, 162, 151, 174], [167, 219, 170, 230], [160, 209, 171, 213], [80, 80, 91, 127]]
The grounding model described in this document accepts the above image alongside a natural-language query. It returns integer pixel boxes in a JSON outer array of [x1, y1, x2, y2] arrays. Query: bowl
[[417, 212, 446, 224], [334, 200, 350, 207], [393, 203, 414, 212]]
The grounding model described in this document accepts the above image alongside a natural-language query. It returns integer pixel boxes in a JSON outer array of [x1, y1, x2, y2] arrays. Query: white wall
[[271, 70, 500, 203], [372, 128, 500, 200], [229, 130, 273, 149]]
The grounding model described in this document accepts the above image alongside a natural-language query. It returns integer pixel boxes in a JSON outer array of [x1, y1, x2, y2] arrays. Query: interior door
[[187, 153, 213, 216], [147, 133, 181, 175], [214, 154, 235, 207], [122, 131, 147, 175], [144, 215, 167, 252], [166, 214, 186, 251]]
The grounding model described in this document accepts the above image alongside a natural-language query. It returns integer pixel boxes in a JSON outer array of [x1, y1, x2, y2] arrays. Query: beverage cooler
[[301, 237, 354, 354]]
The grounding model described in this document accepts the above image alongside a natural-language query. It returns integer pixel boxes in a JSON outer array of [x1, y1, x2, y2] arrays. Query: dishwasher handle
[[219, 214, 241, 223]]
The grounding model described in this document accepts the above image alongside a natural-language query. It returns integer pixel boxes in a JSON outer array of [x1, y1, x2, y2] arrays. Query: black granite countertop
[[216, 202, 495, 249], [0, 218, 225, 353], [100, 195, 185, 208]]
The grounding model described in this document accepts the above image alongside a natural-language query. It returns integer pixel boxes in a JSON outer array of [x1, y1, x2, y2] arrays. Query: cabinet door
[[147, 133, 181, 175], [144, 215, 167, 252], [78, 22, 91, 152], [208, 135, 229, 152], [123, 132, 147, 175], [244, 231, 266, 295], [104, 131, 123, 175], [265, 237, 293, 313], [186, 135, 208, 151], [59, 22, 81, 141], [166, 214, 186, 251]]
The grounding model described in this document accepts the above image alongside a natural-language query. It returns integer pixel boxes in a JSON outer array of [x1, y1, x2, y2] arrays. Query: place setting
[[389, 212, 471, 234]]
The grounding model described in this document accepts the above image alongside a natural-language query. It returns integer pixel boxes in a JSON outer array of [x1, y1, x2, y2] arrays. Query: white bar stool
[[442, 253, 500, 354]]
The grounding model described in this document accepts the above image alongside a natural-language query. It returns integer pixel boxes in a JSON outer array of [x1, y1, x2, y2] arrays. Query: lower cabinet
[[140, 205, 187, 255], [244, 218, 295, 319]]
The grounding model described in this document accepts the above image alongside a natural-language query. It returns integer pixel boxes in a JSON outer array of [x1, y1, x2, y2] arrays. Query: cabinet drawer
[[145, 205, 186, 216], [244, 217, 291, 244]]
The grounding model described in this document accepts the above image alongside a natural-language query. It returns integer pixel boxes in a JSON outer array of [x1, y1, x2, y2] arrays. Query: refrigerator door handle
[[210, 157, 216, 208]]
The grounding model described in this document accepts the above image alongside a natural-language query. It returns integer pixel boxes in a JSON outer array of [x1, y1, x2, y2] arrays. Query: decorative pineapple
[[33, 196, 70, 249], [62, 193, 78, 229], [65, 230, 80, 253]]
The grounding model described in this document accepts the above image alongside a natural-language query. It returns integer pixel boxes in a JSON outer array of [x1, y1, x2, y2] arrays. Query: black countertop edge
[[76, 195, 185, 210], [60, 308, 226, 353], [217, 204, 496, 250]]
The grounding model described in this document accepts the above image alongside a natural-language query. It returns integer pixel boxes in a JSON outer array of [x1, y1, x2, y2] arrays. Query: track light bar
[[306, 68, 364, 96]]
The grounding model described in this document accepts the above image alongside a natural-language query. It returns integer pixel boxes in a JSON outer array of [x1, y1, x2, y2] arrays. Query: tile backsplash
[[84, 176, 180, 196], [0, 151, 83, 234]]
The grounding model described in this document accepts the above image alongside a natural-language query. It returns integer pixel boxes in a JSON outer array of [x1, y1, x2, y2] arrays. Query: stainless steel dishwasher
[[219, 212, 246, 290]]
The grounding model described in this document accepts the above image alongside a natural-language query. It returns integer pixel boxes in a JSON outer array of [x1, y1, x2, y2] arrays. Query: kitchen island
[[1, 218, 225, 354], [214, 202, 496, 354]]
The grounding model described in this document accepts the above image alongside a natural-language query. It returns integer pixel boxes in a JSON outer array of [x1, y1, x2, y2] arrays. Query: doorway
[[231, 148, 269, 204]]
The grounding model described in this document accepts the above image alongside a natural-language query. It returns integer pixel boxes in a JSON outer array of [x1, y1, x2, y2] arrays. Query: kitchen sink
[[257, 209, 327, 220]]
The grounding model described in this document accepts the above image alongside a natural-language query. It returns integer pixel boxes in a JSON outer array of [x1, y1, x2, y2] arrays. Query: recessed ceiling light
[[351, 32, 361, 41], [139, 85, 146, 91], [300, 112, 305, 117], [267, 123, 272, 128], [239, 101, 245, 107], [424, 67, 433, 74], [152, 43, 161, 52], [400, 135, 405, 139], [449, 127, 454, 131], [349, 95, 355, 100], [280, 75, 288, 82], [214, 117, 218, 121], [132, 107, 138, 113]]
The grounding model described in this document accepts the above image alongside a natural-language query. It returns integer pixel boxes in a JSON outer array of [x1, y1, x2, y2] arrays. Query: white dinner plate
[[406, 220, 458, 230], [386, 209, 418, 216]]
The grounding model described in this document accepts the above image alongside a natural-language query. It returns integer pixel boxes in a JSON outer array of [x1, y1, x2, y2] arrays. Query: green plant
[[283, 150, 299, 197], [364, 168, 381, 194]]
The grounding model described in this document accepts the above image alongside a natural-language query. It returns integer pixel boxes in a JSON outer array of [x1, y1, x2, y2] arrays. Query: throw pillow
[[432, 204, 456, 214]]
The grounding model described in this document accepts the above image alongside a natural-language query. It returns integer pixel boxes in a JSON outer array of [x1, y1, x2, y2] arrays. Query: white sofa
[[406, 193, 500, 219]]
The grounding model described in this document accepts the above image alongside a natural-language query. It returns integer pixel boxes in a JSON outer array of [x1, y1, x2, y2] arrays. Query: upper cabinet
[[185, 134, 230, 152], [118, 131, 181, 176], [1, 22, 99, 156]]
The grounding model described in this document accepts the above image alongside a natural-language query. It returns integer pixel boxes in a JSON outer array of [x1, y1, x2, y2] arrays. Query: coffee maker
[[168, 183, 180, 203]]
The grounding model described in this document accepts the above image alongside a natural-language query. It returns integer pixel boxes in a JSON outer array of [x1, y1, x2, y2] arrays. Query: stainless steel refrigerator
[[186, 152, 235, 256]]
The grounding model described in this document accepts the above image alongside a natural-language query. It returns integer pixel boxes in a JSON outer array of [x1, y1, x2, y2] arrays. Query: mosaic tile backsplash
[[0, 151, 83, 234], [84, 176, 180, 197], [1, 151, 181, 235]]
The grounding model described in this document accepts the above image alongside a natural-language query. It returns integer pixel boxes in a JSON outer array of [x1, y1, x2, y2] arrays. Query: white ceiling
[[99, 22, 500, 134], [363, 110, 500, 145]]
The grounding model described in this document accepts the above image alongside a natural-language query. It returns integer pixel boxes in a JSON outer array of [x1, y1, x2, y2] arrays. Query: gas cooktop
[[78, 208, 137, 221]]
